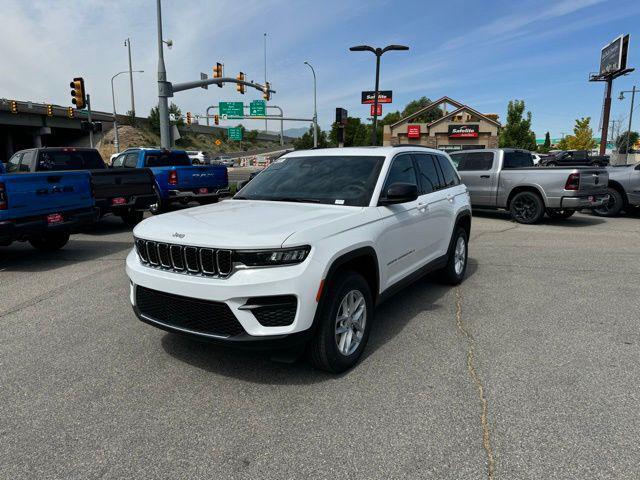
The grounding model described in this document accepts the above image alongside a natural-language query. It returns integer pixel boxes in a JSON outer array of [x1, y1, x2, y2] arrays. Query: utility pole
[[156, 0, 171, 148], [125, 38, 136, 117], [304, 61, 318, 147], [86, 94, 94, 148], [264, 33, 268, 133], [619, 85, 637, 162]]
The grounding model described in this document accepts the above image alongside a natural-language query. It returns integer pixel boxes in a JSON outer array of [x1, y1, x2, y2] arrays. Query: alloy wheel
[[335, 290, 367, 356]]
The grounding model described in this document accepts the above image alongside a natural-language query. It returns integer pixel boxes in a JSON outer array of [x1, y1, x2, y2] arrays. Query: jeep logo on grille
[[172, 232, 185, 239]]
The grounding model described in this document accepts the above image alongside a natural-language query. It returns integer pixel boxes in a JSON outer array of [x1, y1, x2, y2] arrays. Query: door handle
[[417, 202, 429, 212], [446, 195, 454, 203], [480, 175, 490, 178]]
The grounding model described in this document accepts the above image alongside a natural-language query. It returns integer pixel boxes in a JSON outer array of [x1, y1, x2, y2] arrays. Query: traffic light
[[186, 112, 192, 125], [67, 107, 74, 118], [46, 104, 53, 116], [263, 82, 271, 101], [236, 72, 245, 94], [213, 62, 224, 88], [10, 101, 17, 114], [70, 77, 86, 109], [214, 114, 219, 125]]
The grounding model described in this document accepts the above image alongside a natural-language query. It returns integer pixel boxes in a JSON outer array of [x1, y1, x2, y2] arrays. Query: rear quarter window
[[145, 152, 192, 167], [503, 151, 533, 169], [453, 152, 494, 171], [435, 155, 461, 187]]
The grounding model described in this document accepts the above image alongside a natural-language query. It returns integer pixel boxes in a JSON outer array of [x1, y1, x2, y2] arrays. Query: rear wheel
[[307, 271, 373, 373], [546, 209, 575, 219], [29, 232, 70, 251], [592, 187, 624, 217], [546, 161, 558, 166], [510, 191, 545, 224]]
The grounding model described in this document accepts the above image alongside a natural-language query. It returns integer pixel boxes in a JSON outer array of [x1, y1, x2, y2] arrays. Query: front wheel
[[29, 232, 70, 251], [546, 209, 575, 219], [592, 188, 623, 217], [307, 271, 373, 373], [510, 191, 545, 224]]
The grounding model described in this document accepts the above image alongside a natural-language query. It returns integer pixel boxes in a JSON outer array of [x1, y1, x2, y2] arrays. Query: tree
[[556, 136, 570, 150], [293, 124, 328, 149], [401, 97, 443, 123], [615, 131, 639, 153], [499, 100, 537, 150], [148, 102, 183, 133], [329, 117, 369, 147], [566, 117, 596, 150], [538, 131, 551, 153]]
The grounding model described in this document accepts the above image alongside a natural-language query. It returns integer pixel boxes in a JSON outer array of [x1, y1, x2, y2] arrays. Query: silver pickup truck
[[592, 163, 640, 216], [449, 149, 609, 224]]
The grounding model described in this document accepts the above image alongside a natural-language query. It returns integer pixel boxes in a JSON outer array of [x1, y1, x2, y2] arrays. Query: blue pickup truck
[[0, 163, 96, 250], [110, 149, 229, 213]]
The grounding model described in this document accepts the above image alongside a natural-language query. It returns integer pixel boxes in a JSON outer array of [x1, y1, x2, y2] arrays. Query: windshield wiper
[[269, 197, 321, 203]]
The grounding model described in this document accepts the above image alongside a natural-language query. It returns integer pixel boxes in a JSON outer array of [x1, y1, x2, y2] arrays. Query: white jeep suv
[[126, 146, 471, 372]]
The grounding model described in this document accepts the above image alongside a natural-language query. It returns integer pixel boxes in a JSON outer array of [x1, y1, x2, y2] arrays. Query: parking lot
[[1, 211, 639, 479]]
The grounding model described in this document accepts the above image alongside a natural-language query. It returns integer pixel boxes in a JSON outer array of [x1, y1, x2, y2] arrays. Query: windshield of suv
[[145, 151, 191, 167], [236, 155, 385, 206]]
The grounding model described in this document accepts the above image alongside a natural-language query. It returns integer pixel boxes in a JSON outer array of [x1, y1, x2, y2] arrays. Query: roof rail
[[393, 144, 432, 148]]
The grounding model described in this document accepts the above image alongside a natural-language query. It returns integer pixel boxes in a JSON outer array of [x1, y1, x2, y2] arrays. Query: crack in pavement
[[455, 289, 495, 479], [471, 225, 519, 242]]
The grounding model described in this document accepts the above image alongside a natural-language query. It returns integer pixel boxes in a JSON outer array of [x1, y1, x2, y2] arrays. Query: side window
[[123, 153, 138, 168], [413, 154, 442, 194], [6, 153, 22, 173], [382, 155, 417, 193], [112, 154, 125, 168], [19, 150, 35, 172], [503, 151, 533, 168], [455, 152, 494, 171], [435, 155, 460, 188]]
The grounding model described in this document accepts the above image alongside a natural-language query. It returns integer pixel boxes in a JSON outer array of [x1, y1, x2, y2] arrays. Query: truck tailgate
[[1, 171, 93, 221], [90, 168, 155, 199], [577, 168, 608, 194], [173, 165, 228, 189]]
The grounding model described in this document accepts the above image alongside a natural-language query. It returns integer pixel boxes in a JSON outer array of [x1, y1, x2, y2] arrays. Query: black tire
[[546, 161, 558, 166], [149, 199, 167, 215], [121, 209, 144, 226], [510, 191, 545, 224], [592, 187, 624, 217], [307, 271, 373, 373], [28, 232, 70, 251], [439, 227, 469, 285], [545, 208, 575, 219]]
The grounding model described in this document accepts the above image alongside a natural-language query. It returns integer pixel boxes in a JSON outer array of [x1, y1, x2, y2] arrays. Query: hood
[[133, 200, 363, 249]]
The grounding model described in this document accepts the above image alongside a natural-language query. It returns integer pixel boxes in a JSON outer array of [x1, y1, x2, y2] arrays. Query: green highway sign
[[228, 127, 243, 141], [249, 99, 266, 116], [219, 101, 244, 117]]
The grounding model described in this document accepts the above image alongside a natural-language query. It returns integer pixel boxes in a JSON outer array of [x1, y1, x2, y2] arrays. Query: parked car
[[539, 150, 610, 167], [8, 147, 156, 226], [186, 151, 209, 165], [449, 148, 609, 223], [127, 146, 472, 372], [117, 148, 230, 213], [592, 163, 640, 216], [0, 169, 95, 250]]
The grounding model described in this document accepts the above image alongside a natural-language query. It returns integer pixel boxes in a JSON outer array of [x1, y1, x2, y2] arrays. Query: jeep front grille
[[135, 238, 233, 277]]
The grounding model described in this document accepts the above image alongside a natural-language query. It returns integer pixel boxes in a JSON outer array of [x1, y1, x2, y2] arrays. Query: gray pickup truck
[[449, 148, 609, 224], [592, 163, 640, 216]]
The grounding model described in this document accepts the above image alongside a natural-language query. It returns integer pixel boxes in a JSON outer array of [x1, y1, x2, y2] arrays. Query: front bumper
[[126, 249, 324, 343], [560, 193, 609, 209], [0, 207, 97, 244]]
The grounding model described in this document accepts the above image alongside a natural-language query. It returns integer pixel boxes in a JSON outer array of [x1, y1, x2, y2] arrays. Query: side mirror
[[379, 182, 418, 205]]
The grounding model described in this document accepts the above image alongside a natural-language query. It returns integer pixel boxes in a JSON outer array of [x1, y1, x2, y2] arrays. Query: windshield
[[236, 155, 384, 206], [145, 151, 191, 167]]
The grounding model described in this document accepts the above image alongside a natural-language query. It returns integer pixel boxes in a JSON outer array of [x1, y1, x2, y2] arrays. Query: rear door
[[453, 151, 497, 206]]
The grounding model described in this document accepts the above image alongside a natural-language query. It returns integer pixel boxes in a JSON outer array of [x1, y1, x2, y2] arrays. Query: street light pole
[[304, 61, 318, 148], [111, 70, 144, 153], [156, 0, 171, 148], [125, 38, 136, 117], [349, 44, 409, 145], [619, 86, 637, 163]]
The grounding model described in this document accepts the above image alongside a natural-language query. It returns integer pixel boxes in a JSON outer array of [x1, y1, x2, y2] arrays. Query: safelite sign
[[448, 124, 479, 138], [407, 125, 421, 138]]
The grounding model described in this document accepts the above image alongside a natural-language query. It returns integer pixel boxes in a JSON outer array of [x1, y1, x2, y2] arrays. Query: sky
[[1, 0, 639, 139]]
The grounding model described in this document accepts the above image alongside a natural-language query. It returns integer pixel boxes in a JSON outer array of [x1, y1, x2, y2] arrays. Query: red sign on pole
[[407, 125, 421, 138], [370, 104, 382, 116]]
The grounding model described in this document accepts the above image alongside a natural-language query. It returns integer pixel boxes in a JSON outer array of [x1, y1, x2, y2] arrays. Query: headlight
[[235, 246, 311, 267]]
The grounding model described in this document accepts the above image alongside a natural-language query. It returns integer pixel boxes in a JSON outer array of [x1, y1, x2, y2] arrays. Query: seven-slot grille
[[135, 238, 233, 277]]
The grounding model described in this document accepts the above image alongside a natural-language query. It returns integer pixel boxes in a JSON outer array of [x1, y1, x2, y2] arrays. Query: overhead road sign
[[250, 100, 266, 116], [219, 102, 244, 117]]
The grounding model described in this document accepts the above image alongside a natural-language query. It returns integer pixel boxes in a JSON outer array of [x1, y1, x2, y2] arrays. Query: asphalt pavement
[[1, 211, 639, 479]]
